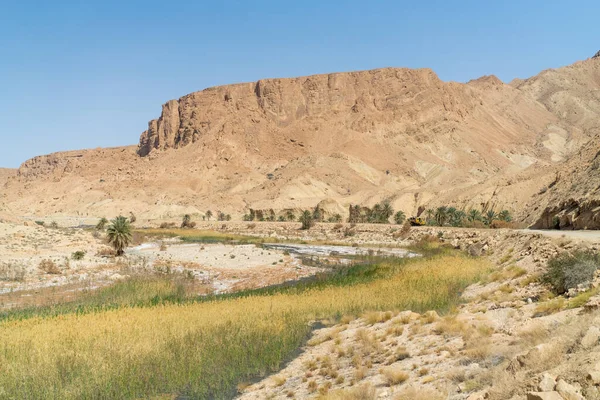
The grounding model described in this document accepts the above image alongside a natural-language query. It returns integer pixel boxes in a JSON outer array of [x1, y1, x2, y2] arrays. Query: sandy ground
[[0, 222, 328, 308]]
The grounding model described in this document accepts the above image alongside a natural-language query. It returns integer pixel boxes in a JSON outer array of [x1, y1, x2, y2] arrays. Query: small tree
[[299, 210, 314, 230], [181, 214, 192, 228], [106, 216, 132, 256], [394, 210, 406, 225], [206, 210, 213, 221], [96, 217, 108, 230]]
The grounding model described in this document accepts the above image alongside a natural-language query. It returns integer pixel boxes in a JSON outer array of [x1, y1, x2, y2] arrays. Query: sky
[[0, 0, 598, 168]]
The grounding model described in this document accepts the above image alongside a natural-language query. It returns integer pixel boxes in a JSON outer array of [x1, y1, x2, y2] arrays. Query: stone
[[584, 295, 600, 312], [555, 379, 584, 400], [526, 392, 565, 400], [538, 373, 557, 392], [588, 369, 600, 385], [581, 326, 600, 348]]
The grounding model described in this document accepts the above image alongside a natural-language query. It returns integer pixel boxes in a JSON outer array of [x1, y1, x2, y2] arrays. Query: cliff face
[[6, 59, 600, 223], [137, 68, 480, 156]]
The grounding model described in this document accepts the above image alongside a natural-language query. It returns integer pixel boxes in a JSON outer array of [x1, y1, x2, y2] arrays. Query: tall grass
[[0, 254, 489, 399]]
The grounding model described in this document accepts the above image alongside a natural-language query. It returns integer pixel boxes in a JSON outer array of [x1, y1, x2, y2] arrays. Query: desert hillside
[[4, 56, 600, 224]]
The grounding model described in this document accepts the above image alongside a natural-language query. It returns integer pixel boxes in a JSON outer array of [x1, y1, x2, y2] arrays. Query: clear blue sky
[[1, 0, 598, 168]]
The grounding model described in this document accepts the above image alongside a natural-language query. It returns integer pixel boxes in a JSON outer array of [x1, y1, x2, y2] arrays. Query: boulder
[[588, 369, 600, 385], [555, 379, 584, 400], [581, 326, 600, 348], [538, 373, 557, 392]]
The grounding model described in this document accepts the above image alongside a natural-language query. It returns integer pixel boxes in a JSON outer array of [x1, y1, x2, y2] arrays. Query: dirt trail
[[524, 229, 600, 242]]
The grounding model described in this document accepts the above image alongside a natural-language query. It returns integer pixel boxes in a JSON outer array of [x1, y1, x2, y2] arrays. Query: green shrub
[[542, 251, 600, 294], [72, 251, 86, 261]]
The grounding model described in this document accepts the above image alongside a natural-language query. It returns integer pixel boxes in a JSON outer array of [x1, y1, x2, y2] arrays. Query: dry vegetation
[[0, 254, 488, 399]]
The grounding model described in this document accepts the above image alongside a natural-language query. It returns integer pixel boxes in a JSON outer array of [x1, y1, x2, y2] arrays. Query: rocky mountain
[[4, 55, 600, 225]]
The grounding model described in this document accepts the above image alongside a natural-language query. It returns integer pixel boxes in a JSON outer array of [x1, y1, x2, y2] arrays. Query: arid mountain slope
[[4, 58, 600, 223]]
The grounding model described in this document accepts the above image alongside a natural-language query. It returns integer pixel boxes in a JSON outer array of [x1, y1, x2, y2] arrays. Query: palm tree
[[96, 217, 108, 230], [468, 209, 482, 222], [381, 202, 394, 223], [206, 210, 213, 221], [299, 210, 314, 230], [435, 206, 448, 226], [425, 209, 435, 223], [498, 210, 512, 222], [483, 210, 497, 226], [106, 216, 132, 256], [286, 210, 295, 221], [394, 210, 406, 225], [181, 214, 191, 228]]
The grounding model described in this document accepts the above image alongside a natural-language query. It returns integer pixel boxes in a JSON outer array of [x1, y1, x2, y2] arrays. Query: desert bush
[[299, 210, 315, 230], [181, 214, 192, 228], [34, 220, 45, 226], [128, 212, 137, 224], [159, 222, 176, 229], [382, 367, 409, 385], [0, 263, 26, 281], [49, 221, 59, 229], [38, 259, 60, 274], [71, 251, 85, 261], [96, 247, 116, 257], [541, 251, 600, 294]]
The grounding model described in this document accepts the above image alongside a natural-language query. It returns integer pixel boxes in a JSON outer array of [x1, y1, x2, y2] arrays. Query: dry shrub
[[363, 311, 392, 325], [159, 222, 176, 229], [355, 328, 381, 355], [393, 386, 445, 400], [272, 375, 286, 387], [382, 367, 409, 385], [490, 220, 518, 229], [333, 223, 343, 231], [534, 297, 565, 317], [463, 337, 492, 362], [38, 259, 60, 275], [159, 242, 168, 252], [318, 383, 375, 400], [354, 366, 368, 381], [247, 223, 256, 229], [433, 315, 469, 336], [96, 247, 116, 257], [420, 310, 439, 324], [0, 263, 26, 281], [516, 322, 549, 347], [388, 347, 410, 363]]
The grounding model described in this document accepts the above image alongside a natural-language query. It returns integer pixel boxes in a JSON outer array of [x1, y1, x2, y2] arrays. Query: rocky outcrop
[[531, 199, 600, 230], [137, 68, 483, 156]]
